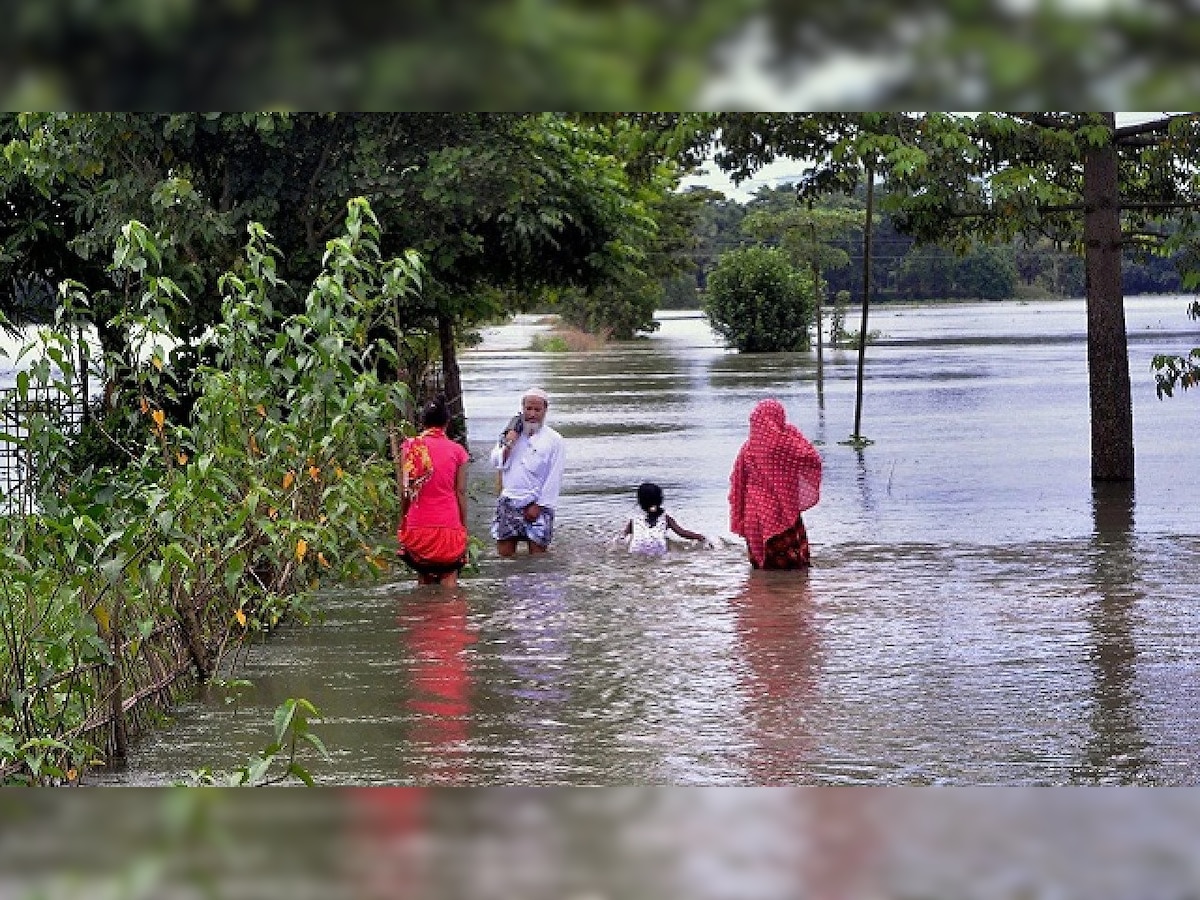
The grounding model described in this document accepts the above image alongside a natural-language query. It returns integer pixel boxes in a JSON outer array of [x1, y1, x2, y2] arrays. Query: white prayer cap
[[523, 386, 550, 404]]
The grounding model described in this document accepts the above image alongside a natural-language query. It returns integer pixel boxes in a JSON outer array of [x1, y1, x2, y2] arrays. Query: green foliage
[[530, 334, 571, 353], [952, 246, 1018, 300], [704, 247, 813, 353], [0, 198, 416, 784], [551, 125, 702, 338], [1, 113, 675, 386], [740, 187, 863, 278], [183, 698, 329, 787], [829, 290, 851, 347], [1151, 300, 1200, 399]]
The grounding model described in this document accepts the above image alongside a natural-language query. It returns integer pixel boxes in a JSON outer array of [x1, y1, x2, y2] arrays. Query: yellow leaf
[[267, 506, 278, 519], [139, 397, 149, 414], [94, 606, 110, 635], [151, 355, 163, 371], [235, 609, 247, 627], [66, 768, 78, 782], [296, 538, 308, 561], [335, 466, 345, 479], [283, 471, 295, 490], [176, 451, 189, 465], [318, 552, 330, 569], [152, 409, 165, 430], [308, 465, 321, 481], [256, 404, 267, 417], [249, 435, 260, 455]]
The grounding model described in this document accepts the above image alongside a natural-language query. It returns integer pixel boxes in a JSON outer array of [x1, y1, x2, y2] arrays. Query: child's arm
[[666, 514, 705, 542], [622, 519, 632, 537]]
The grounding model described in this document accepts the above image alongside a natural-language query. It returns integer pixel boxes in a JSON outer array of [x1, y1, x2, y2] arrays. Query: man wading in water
[[488, 386, 566, 557]]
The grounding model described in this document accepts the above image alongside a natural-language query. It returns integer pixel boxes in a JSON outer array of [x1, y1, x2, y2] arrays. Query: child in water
[[623, 482, 707, 556]]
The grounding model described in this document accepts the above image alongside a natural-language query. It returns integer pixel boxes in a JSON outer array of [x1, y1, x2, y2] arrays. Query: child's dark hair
[[421, 395, 449, 429], [637, 482, 665, 527]]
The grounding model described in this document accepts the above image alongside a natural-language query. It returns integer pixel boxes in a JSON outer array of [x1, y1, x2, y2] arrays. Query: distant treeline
[[660, 184, 1183, 309]]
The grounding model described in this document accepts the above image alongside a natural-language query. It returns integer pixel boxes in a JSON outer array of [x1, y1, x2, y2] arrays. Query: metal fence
[[0, 384, 86, 515]]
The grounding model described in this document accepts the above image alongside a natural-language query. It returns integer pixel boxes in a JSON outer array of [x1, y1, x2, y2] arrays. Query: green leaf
[[286, 762, 316, 786], [273, 698, 298, 744], [301, 731, 332, 763], [99, 555, 126, 585]]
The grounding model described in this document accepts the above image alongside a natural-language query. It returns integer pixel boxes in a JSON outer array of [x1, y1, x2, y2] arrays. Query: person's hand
[[523, 502, 541, 522], [503, 429, 519, 447]]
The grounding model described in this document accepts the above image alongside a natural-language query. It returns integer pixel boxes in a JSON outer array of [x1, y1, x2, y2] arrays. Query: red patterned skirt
[[751, 515, 811, 569], [398, 524, 469, 576]]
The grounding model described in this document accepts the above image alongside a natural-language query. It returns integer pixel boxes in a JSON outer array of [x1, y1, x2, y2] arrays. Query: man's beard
[[524, 420, 542, 436]]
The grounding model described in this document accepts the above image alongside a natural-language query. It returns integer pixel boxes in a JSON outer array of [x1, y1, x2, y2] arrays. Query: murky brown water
[[96, 297, 1200, 786]]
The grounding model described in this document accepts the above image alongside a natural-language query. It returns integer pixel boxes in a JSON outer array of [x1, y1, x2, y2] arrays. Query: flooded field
[[93, 296, 1200, 786]]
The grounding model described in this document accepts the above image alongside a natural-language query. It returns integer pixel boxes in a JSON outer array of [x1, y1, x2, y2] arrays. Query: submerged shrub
[[704, 246, 814, 353]]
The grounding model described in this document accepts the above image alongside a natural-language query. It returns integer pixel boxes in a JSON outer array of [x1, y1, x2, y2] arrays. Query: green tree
[[685, 186, 750, 291], [896, 245, 955, 300], [1, 113, 661, 425], [704, 246, 812, 353], [555, 152, 701, 339], [740, 195, 862, 278], [954, 246, 1017, 300]]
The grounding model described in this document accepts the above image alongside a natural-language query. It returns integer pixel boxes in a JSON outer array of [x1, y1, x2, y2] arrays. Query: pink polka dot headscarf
[[728, 399, 822, 566]]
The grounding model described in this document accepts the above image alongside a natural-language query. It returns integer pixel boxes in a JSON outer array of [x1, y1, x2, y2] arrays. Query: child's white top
[[628, 515, 668, 556]]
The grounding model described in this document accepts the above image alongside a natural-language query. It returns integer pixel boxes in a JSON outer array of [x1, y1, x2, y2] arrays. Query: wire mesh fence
[[0, 384, 86, 516]]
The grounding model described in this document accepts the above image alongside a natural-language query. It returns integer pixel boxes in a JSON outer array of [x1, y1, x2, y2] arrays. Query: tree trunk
[[810, 222, 824, 364], [852, 166, 874, 441], [437, 314, 467, 445], [1082, 117, 1135, 482]]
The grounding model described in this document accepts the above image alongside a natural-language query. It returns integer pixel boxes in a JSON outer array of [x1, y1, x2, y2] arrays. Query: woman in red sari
[[398, 396, 470, 586], [728, 398, 822, 569]]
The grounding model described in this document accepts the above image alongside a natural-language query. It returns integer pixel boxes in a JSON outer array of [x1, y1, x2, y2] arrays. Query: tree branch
[[1121, 199, 1200, 212], [1113, 115, 1192, 141], [1036, 203, 1088, 214]]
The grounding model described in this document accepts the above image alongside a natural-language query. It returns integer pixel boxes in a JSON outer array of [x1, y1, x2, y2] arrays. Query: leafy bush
[[555, 283, 659, 341], [703, 247, 814, 352], [0, 198, 419, 784]]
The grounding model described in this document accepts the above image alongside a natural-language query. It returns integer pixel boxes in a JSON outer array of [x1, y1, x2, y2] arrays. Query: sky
[[680, 157, 807, 203]]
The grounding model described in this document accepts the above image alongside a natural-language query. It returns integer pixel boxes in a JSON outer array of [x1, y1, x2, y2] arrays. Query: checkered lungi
[[490, 496, 555, 547]]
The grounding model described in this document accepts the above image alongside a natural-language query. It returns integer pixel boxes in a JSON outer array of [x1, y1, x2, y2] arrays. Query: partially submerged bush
[[704, 247, 814, 353]]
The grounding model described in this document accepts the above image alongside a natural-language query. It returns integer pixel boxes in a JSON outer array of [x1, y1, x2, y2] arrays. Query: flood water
[[96, 297, 1200, 786]]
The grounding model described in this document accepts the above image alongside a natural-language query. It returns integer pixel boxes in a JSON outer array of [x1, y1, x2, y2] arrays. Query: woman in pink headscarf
[[729, 399, 822, 569]]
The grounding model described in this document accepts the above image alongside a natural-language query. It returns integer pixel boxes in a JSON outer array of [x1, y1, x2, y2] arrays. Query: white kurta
[[489, 425, 566, 509]]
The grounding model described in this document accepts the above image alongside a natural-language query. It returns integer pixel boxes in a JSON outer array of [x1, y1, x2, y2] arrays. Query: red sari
[[728, 399, 822, 569]]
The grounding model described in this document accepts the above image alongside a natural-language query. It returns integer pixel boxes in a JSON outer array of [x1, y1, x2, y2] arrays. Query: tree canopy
[[1, 113, 685, 417]]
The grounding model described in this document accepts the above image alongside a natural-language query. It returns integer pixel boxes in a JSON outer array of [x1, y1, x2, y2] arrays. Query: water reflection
[[853, 446, 876, 512], [400, 593, 475, 784], [730, 571, 820, 784], [495, 572, 570, 706], [1075, 481, 1150, 783], [814, 350, 827, 425]]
